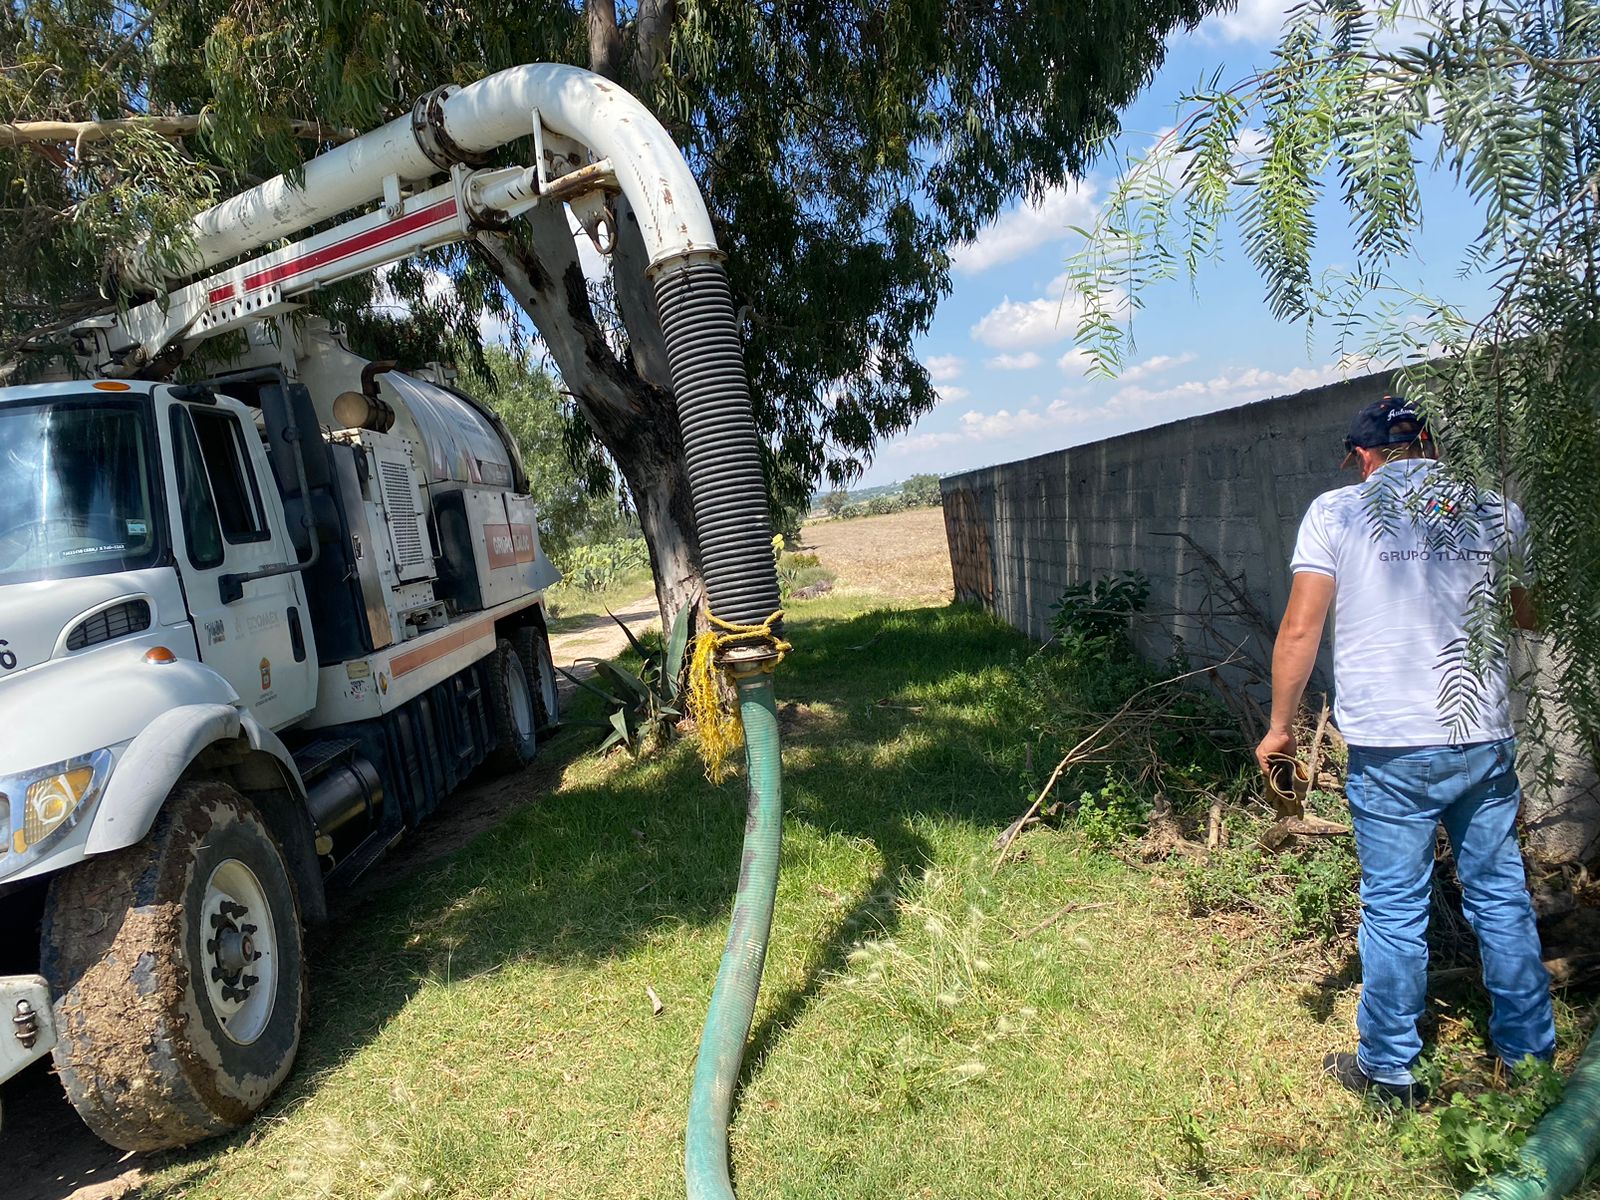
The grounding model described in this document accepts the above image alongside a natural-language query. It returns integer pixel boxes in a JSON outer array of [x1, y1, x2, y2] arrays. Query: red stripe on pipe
[[235, 198, 459, 297]]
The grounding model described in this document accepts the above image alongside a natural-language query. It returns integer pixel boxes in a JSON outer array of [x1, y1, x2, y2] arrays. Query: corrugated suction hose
[[654, 258, 785, 1200], [654, 261, 783, 629], [1462, 1032, 1600, 1199]]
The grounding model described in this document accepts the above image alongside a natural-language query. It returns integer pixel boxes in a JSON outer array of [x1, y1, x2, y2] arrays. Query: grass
[[141, 593, 1598, 1199]]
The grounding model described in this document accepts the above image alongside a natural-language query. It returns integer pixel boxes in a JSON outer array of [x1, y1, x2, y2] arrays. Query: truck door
[[163, 398, 317, 728]]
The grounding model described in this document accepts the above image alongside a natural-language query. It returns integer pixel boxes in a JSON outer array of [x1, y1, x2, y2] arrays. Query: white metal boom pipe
[[172, 63, 717, 280]]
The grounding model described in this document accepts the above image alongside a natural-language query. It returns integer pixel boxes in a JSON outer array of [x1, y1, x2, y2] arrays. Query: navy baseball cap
[[1341, 395, 1431, 467]]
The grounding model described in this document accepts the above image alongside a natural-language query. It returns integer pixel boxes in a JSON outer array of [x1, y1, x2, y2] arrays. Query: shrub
[[1048, 571, 1150, 659], [821, 488, 851, 517], [1073, 772, 1150, 846], [557, 537, 649, 593], [1404, 1061, 1565, 1185], [562, 603, 692, 755], [777, 551, 836, 602], [901, 473, 943, 507]]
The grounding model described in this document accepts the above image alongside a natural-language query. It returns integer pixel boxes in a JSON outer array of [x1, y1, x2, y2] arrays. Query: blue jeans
[[1345, 739, 1556, 1085]]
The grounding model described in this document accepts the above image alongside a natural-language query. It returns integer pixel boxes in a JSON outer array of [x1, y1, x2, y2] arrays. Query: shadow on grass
[[134, 601, 1035, 1192]]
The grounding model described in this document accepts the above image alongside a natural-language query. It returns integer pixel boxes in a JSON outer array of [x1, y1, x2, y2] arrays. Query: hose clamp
[[718, 642, 784, 677], [411, 86, 493, 171]]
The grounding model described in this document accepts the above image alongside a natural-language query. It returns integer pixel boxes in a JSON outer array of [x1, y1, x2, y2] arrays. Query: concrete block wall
[[941, 370, 1600, 864]]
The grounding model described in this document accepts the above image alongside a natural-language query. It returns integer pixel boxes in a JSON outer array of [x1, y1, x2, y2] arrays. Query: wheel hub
[[199, 859, 279, 1044], [207, 901, 261, 1002]]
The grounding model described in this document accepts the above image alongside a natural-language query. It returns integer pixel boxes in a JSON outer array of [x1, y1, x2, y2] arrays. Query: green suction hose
[[685, 671, 783, 1200], [1462, 1032, 1600, 1199], [651, 236, 785, 1200]]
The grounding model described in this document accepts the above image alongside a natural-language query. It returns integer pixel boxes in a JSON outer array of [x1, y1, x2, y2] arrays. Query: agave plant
[[560, 603, 694, 754]]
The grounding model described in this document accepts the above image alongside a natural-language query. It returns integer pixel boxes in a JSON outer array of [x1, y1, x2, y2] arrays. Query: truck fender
[[85, 704, 328, 923], [87, 703, 242, 854]]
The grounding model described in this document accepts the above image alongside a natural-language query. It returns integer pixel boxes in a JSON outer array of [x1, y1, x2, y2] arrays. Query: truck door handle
[[288, 607, 306, 663]]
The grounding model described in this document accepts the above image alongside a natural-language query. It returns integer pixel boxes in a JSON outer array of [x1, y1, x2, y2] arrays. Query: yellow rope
[[686, 609, 790, 783]]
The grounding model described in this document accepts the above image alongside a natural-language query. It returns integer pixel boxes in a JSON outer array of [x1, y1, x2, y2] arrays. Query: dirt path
[[546, 593, 660, 687]]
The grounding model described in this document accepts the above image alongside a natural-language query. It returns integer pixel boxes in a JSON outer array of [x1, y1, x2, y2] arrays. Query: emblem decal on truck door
[[260, 657, 272, 690]]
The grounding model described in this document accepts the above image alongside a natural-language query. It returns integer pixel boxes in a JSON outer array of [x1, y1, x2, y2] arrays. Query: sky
[[856, 0, 1487, 488]]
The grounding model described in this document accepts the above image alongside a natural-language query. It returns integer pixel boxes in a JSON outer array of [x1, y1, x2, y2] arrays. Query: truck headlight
[[1, 749, 113, 872]]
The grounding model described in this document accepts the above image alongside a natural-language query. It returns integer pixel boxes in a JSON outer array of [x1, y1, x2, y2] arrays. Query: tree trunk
[[474, 202, 704, 634]]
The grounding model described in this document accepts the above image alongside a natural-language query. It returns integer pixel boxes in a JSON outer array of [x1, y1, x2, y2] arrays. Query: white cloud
[[971, 272, 1103, 350], [985, 351, 1041, 371], [924, 354, 966, 384], [936, 385, 969, 405], [1057, 347, 1094, 376], [971, 297, 1069, 350], [952, 183, 1098, 274], [1110, 362, 1346, 410], [889, 358, 1363, 460], [1118, 351, 1198, 383], [958, 406, 1051, 440], [478, 310, 515, 346], [1202, 0, 1292, 43], [375, 264, 453, 315]]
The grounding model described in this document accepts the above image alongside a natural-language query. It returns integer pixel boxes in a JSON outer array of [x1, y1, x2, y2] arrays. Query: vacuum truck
[[0, 315, 564, 1147], [0, 64, 740, 1152]]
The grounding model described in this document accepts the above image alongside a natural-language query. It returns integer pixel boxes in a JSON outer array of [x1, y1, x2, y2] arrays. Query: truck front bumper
[[0, 976, 55, 1088]]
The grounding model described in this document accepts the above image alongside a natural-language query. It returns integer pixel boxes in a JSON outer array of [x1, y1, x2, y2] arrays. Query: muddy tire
[[484, 636, 537, 773], [40, 781, 306, 1152], [514, 625, 560, 731]]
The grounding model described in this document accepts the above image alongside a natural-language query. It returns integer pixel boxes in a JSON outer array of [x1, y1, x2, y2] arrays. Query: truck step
[[291, 737, 362, 783], [323, 826, 404, 892]]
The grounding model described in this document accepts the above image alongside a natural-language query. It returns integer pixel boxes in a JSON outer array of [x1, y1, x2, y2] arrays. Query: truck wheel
[[515, 626, 561, 731], [485, 636, 538, 772], [40, 781, 306, 1152]]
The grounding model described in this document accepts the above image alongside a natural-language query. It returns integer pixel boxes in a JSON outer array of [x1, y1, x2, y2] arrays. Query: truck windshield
[[0, 398, 164, 585]]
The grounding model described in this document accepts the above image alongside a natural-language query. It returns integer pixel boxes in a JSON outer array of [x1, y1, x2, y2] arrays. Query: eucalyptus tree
[[1066, 0, 1600, 853], [3, 0, 1223, 627]]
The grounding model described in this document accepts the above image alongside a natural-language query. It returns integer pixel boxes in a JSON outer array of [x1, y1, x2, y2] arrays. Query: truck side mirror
[[218, 574, 245, 605]]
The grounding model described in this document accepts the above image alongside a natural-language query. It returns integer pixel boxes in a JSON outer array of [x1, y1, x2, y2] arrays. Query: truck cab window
[[190, 408, 268, 544], [0, 399, 162, 584], [170, 407, 225, 570]]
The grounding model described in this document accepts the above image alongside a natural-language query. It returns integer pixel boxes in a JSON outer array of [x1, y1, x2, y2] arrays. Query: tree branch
[[0, 114, 357, 149], [633, 0, 677, 86], [587, 0, 623, 81]]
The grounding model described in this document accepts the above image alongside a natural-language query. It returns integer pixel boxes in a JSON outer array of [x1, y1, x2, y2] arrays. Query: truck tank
[[212, 320, 558, 665]]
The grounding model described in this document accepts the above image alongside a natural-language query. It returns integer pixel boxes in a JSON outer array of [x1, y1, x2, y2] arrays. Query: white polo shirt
[[1290, 460, 1527, 747]]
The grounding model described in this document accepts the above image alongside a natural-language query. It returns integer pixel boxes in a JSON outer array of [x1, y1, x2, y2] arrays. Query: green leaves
[[1069, 0, 1600, 751], [562, 602, 694, 757]]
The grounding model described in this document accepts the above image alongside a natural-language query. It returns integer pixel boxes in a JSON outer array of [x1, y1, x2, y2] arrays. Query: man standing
[[1257, 395, 1555, 1107]]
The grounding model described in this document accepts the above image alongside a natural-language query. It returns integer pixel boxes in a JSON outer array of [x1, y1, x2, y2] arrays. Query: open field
[[798, 507, 952, 605]]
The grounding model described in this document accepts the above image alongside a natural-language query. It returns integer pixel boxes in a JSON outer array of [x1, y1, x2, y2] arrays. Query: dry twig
[[993, 655, 1242, 870], [1009, 901, 1113, 941], [1229, 940, 1323, 991], [0, 114, 358, 148]]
